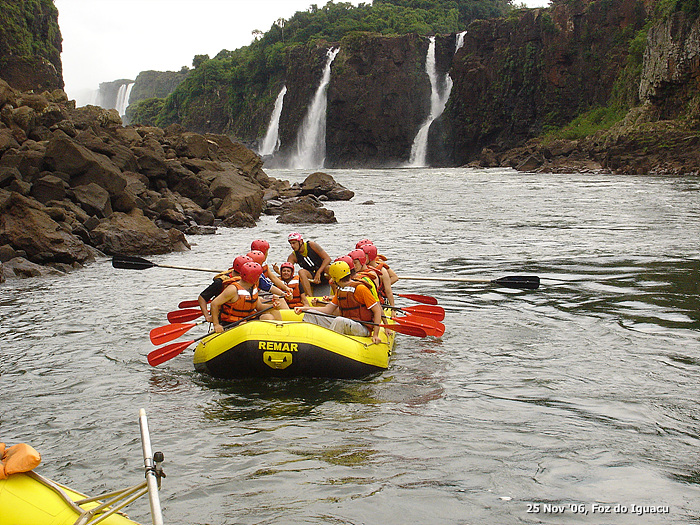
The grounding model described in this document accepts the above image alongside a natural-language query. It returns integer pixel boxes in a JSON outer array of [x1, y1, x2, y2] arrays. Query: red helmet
[[288, 232, 303, 243], [361, 243, 377, 261], [251, 239, 270, 254], [334, 255, 354, 268], [246, 250, 266, 265], [239, 261, 263, 283], [232, 255, 253, 274], [280, 262, 294, 271], [355, 238, 373, 249], [348, 249, 367, 266]]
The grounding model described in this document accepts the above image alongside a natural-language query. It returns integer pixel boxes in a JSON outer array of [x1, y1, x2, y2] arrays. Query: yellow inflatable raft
[[193, 310, 396, 379], [0, 410, 164, 525], [0, 471, 140, 525]]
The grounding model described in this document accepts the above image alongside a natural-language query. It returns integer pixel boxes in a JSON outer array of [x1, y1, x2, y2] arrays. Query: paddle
[[395, 293, 439, 305], [385, 304, 445, 321], [393, 315, 445, 337], [167, 308, 205, 323], [178, 299, 203, 309], [147, 307, 274, 367], [301, 310, 428, 338], [112, 254, 220, 273], [150, 319, 209, 346], [399, 275, 540, 290]]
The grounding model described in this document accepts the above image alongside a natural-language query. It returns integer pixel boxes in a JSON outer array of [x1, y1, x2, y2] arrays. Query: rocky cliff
[[0, 0, 63, 92]]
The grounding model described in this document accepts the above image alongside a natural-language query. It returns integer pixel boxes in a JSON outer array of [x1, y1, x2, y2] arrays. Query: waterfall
[[455, 30, 468, 52], [115, 82, 135, 116], [259, 85, 287, 157], [407, 37, 453, 168], [290, 47, 340, 169]]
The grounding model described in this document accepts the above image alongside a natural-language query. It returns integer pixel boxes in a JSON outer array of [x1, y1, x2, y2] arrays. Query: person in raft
[[250, 239, 289, 292], [210, 261, 282, 333], [198, 255, 289, 322], [284, 232, 332, 297], [294, 261, 383, 344], [278, 262, 310, 308]]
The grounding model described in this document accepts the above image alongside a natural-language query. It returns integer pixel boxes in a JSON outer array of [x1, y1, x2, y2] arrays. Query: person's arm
[[267, 271, 289, 291], [295, 300, 338, 316], [198, 279, 223, 322], [210, 286, 238, 333], [309, 241, 331, 283], [379, 267, 395, 307], [369, 302, 383, 344]]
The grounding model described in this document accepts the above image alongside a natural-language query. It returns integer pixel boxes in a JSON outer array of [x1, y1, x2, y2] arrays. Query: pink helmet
[[288, 232, 303, 243], [251, 239, 270, 253], [239, 261, 263, 283], [355, 238, 373, 249], [280, 262, 294, 271], [348, 249, 367, 266], [246, 250, 266, 265], [232, 255, 253, 274], [361, 243, 377, 261]]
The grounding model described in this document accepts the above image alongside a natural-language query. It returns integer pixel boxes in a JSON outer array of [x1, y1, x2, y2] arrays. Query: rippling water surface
[[1, 168, 699, 524]]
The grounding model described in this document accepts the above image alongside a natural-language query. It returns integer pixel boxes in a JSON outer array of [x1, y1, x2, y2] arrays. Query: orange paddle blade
[[147, 340, 194, 366]]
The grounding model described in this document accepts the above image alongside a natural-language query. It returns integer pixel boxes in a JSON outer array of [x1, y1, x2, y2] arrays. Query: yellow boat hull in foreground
[[0, 472, 140, 525], [193, 312, 396, 379]]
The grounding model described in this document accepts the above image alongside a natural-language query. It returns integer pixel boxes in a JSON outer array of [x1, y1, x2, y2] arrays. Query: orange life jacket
[[358, 268, 385, 303], [283, 275, 304, 307], [220, 281, 258, 322], [336, 281, 374, 323]]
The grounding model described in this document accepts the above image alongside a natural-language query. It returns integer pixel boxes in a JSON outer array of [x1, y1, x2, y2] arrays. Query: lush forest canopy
[[129, 0, 512, 128]]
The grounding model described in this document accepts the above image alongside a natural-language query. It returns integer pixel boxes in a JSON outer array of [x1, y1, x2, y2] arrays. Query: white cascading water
[[259, 85, 287, 157], [115, 82, 135, 116], [455, 30, 468, 52], [290, 47, 340, 169], [406, 32, 467, 168], [407, 37, 453, 167]]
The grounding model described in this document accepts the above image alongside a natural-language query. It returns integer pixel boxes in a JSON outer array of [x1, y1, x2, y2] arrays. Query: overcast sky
[[54, 0, 549, 105]]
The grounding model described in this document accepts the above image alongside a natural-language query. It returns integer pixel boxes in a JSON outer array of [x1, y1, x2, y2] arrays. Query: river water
[[1, 168, 699, 524]]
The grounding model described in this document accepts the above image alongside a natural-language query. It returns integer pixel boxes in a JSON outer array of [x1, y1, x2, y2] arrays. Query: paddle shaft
[[112, 254, 220, 273], [400, 274, 540, 289]]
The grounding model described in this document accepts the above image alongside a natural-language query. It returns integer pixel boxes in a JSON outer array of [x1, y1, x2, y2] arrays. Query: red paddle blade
[[149, 322, 197, 345], [167, 308, 204, 323], [393, 315, 445, 337], [178, 299, 206, 309], [147, 340, 193, 366], [379, 323, 428, 337], [380, 323, 427, 338], [400, 305, 445, 321], [396, 293, 438, 305]]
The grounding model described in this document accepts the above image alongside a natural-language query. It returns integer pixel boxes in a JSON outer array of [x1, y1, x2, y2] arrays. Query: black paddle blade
[[112, 254, 157, 270], [494, 275, 540, 290]]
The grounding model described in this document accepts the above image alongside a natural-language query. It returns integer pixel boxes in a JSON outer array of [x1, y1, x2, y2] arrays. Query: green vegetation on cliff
[[134, 0, 510, 136]]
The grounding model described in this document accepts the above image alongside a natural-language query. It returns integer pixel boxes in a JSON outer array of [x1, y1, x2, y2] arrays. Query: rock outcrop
[[0, 79, 350, 280]]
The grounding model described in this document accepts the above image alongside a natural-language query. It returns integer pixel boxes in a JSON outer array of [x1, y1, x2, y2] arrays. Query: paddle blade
[[178, 299, 203, 309], [399, 305, 445, 321], [396, 293, 438, 305], [380, 323, 427, 338], [112, 254, 157, 270], [494, 275, 540, 290], [393, 315, 445, 337], [149, 322, 198, 345], [147, 340, 194, 366], [167, 309, 204, 323]]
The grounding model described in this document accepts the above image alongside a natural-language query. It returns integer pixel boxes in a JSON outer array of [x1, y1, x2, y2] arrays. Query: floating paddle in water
[[112, 254, 220, 273], [395, 293, 439, 305], [399, 275, 540, 290], [147, 307, 273, 366]]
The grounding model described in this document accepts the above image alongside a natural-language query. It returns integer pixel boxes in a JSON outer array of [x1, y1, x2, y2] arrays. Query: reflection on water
[[1, 168, 699, 524]]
